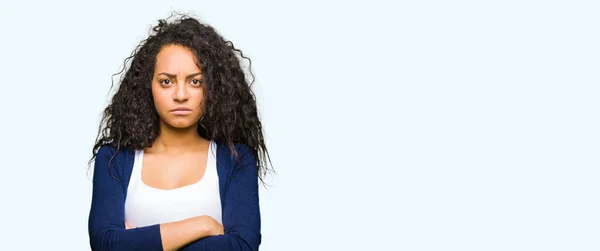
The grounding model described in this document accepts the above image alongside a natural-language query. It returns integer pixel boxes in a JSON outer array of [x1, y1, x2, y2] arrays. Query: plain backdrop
[[0, 0, 598, 250]]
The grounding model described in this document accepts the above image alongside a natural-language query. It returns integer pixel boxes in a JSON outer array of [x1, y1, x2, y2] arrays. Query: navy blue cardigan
[[88, 142, 261, 251]]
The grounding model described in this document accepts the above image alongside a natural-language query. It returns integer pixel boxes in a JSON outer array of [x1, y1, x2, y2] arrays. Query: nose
[[173, 82, 189, 102]]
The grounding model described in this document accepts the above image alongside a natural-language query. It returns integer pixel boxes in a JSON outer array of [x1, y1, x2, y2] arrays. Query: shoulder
[[96, 144, 117, 159], [96, 144, 134, 161], [214, 141, 257, 173], [94, 144, 136, 175], [214, 141, 255, 160], [92, 144, 137, 188], [234, 143, 254, 157]]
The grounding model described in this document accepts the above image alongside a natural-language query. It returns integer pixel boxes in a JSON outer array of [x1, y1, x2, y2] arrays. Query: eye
[[191, 79, 203, 86], [160, 79, 172, 85]]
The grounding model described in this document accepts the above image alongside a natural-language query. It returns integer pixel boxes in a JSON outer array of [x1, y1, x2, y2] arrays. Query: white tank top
[[124, 141, 222, 228]]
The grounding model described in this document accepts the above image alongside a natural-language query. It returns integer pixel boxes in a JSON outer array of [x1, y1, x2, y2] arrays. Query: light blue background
[[0, 0, 598, 250]]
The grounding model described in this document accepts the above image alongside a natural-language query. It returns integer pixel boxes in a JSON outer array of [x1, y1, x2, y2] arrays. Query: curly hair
[[90, 13, 273, 184]]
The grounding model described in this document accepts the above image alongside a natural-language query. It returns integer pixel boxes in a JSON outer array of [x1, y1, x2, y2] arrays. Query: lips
[[171, 107, 191, 112], [170, 107, 192, 115]]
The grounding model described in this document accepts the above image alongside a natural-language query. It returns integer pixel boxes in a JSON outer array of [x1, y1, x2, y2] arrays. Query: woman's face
[[152, 44, 205, 129]]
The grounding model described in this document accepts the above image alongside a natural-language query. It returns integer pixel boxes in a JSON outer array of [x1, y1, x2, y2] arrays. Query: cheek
[[152, 89, 171, 110], [191, 89, 205, 108]]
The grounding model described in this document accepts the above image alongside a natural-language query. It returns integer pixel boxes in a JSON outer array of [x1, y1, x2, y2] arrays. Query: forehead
[[154, 44, 201, 73]]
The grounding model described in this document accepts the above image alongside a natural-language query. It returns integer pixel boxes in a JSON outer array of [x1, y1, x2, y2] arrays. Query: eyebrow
[[158, 72, 203, 79]]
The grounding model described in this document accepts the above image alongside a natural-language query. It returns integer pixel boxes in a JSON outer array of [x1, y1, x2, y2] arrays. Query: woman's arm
[[178, 144, 262, 251], [159, 216, 224, 251], [88, 146, 222, 251]]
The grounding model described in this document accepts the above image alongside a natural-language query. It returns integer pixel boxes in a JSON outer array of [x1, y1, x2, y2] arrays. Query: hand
[[197, 215, 224, 236]]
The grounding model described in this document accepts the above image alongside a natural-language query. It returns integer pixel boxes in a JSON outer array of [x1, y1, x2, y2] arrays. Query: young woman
[[88, 14, 272, 251]]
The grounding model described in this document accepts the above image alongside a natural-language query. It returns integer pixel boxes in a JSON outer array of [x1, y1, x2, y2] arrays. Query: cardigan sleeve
[[179, 144, 262, 251], [88, 145, 164, 251]]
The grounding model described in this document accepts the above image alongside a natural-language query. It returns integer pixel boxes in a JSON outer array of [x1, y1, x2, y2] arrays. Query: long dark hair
[[89, 13, 273, 184]]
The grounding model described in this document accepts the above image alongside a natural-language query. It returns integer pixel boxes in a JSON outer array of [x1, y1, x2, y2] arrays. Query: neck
[[151, 120, 206, 153]]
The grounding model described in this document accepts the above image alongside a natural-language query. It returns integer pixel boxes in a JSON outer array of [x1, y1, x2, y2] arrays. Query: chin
[[165, 118, 198, 129]]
